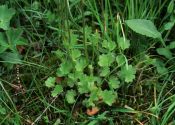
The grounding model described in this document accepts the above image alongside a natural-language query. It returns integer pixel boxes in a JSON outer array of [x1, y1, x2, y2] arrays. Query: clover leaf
[[119, 65, 136, 83]]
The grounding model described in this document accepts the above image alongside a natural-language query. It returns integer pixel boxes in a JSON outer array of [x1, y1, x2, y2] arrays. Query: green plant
[[45, 18, 137, 107], [0, 5, 27, 68]]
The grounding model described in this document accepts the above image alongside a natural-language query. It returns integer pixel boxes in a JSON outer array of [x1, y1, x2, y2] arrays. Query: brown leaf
[[56, 77, 63, 84], [86, 107, 99, 116], [16, 45, 25, 54]]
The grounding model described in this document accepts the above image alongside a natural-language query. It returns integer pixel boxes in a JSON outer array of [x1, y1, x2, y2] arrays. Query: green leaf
[[116, 55, 126, 66], [153, 59, 168, 75], [53, 119, 61, 125], [101, 90, 117, 106], [45, 77, 56, 88], [87, 89, 100, 107], [88, 120, 98, 125], [46, 11, 56, 23], [125, 19, 161, 39], [156, 48, 172, 59], [109, 76, 120, 89], [89, 31, 100, 45], [57, 61, 73, 76], [119, 65, 136, 83], [51, 85, 63, 97], [78, 75, 98, 94], [164, 22, 174, 30], [167, 41, 175, 49], [70, 33, 78, 48], [71, 49, 81, 61], [63, 32, 78, 49], [0, 33, 8, 53], [6, 28, 24, 44], [75, 57, 87, 72], [54, 50, 64, 58], [98, 53, 115, 67], [102, 39, 116, 51], [0, 52, 21, 64], [100, 67, 110, 77], [84, 26, 92, 38], [167, 0, 174, 13], [78, 82, 89, 94], [0, 5, 15, 30], [118, 37, 130, 50], [0, 105, 6, 115], [66, 90, 76, 104]]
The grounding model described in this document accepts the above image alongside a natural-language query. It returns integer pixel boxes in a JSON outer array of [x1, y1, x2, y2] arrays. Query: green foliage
[[102, 39, 116, 51], [75, 57, 88, 72], [51, 85, 63, 97], [45, 77, 56, 88], [0, 5, 15, 30], [1, 0, 175, 124], [57, 62, 73, 76], [101, 90, 117, 106], [0, 105, 6, 115], [108, 76, 120, 89], [167, 0, 174, 14], [45, 27, 136, 107], [66, 90, 76, 104], [125, 19, 162, 39], [119, 65, 136, 83], [156, 48, 172, 59], [116, 55, 126, 66], [98, 53, 115, 67], [118, 37, 130, 50]]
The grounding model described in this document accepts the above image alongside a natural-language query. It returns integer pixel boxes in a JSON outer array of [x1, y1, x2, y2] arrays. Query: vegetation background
[[0, 0, 175, 125]]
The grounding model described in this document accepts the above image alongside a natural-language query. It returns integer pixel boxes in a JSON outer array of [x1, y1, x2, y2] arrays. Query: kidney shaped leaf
[[57, 61, 73, 76], [118, 37, 130, 50], [109, 76, 120, 89], [119, 65, 136, 83], [125, 19, 161, 39], [101, 90, 117, 106], [98, 53, 115, 67], [102, 40, 116, 51]]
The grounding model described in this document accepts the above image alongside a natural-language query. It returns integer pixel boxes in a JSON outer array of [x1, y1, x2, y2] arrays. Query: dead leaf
[[16, 45, 25, 54], [56, 77, 63, 84], [86, 107, 99, 116]]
